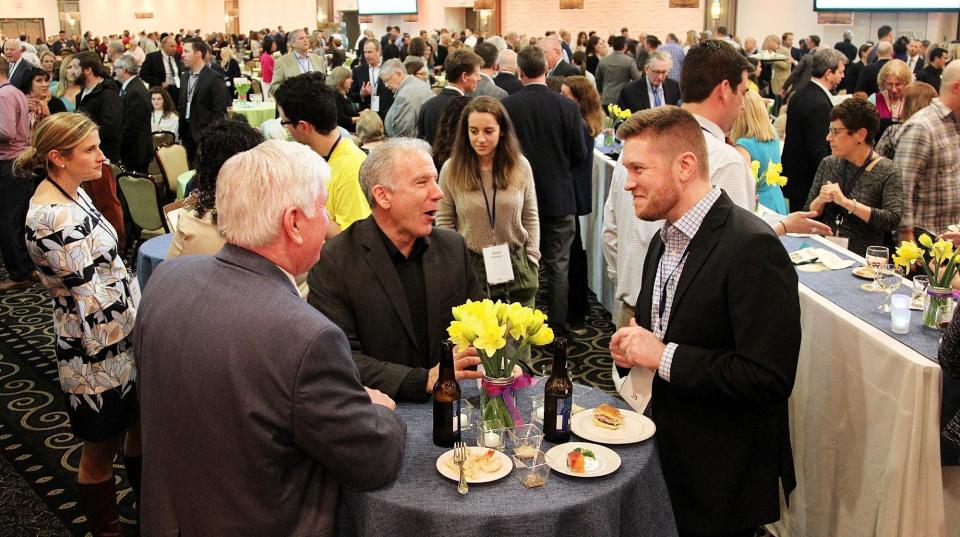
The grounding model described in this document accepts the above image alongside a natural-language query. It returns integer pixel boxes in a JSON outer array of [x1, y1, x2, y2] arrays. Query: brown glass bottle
[[543, 337, 572, 443], [433, 341, 462, 447]]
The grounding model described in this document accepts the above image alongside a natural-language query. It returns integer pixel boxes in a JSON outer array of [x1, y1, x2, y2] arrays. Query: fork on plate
[[453, 441, 468, 495]]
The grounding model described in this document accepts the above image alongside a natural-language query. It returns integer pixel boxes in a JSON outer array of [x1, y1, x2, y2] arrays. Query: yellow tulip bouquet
[[893, 234, 960, 327], [448, 299, 555, 428]]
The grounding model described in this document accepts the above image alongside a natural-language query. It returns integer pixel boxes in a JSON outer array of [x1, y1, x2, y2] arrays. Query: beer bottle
[[433, 341, 462, 447], [543, 337, 572, 443]]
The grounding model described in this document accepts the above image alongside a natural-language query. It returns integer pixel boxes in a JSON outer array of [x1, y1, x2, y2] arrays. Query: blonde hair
[[877, 59, 913, 90], [356, 109, 385, 145], [326, 66, 352, 94], [730, 91, 777, 143], [215, 140, 329, 249], [948, 42, 960, 63], [13, 112, 98, 175], [53, 54, 74, 98]]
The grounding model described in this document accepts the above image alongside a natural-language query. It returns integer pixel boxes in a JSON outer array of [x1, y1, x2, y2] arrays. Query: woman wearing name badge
[[732, 90, 788, 215], [436, 96, 540, 308], [803, 98, 903, 256]]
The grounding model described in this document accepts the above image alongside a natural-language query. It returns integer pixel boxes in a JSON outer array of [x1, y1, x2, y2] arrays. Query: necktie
[[653, 86, 663, 107]]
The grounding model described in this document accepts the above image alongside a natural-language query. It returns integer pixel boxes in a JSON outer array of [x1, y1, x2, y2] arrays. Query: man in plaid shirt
[[894, 62, 960, 242]]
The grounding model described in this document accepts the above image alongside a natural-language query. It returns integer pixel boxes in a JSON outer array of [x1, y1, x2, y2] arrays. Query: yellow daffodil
[[764, 161, 788, 187], [526, 309, 548, 339], [473, 319, 507, 356], [447, 320, 478, 351], [893, 240, 925, 268], [750, 160, 761, 182], [918, 233, 935, 249], [931, 238, 954, 264], [529, 325, 555, 346], [505, 304, 532, 340]]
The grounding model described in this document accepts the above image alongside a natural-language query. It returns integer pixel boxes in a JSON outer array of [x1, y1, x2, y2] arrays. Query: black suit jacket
[[140, 51, 182, 102], [119, 77, 154, 170], [8, 60, 30, 90], [834, 40, 857, 63], [307, 217, 482, 402], [549, 60, 582, 78], [781, 82, 833, 211], [616, 75, 680, 112], [177, 66, 230, 142], [916, 64, 942, 90], [416, 87, 461, 143], [77, 79, 123, 161], [493, 72, 522, 95], [634, 192, 799, 534], [348, 63, 395, 122], [855, 58, 889, 95], [502, 84, 587, 216]]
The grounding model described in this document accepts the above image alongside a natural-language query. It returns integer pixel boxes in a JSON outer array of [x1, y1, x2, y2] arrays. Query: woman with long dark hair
[[436, 96, 540, 307]]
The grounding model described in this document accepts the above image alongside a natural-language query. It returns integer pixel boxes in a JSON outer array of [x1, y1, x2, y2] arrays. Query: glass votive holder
[[912, 275, 930, 307], [529, 394, 544, 425], [890, 294, 911, 335], [250, 93, 263, 103], [477, 419, 506, 450], [512, 450, 550, 489], [507, 424, 544, 460], [457, 400, 474, 434]]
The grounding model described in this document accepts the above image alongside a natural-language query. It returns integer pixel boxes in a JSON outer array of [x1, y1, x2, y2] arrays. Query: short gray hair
[[114, 54, 139, 75], [485, 35, 507, 52], [811, 48, 847, 78], [379, 58, 405, 80], [288, 28, 306, 42], [497, 48, 517, 71], [107, 40, 125, 56], [2, 38, 22, 50], [645, 51, 672, 69], [843, 29, 854, 41], [216, 140, 329, 249], [359, 138, 432, 207]]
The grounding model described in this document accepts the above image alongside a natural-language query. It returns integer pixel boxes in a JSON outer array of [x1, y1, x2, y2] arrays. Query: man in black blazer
[[113, 56, 153, 173], [308, 138, 484, 402], [916, 46, 947, 90], [348, 39, 394, 122], [610, 106, 800, 537], [493, 49, 523, 95], [617, 51, 680, 113], [539, 36, 581, 78], [834, 30, 857, 63], [2, 39, 30, 91], [417, 49, 481, 143], [139, 36, 182, 102], [782, 48, 847, 211], [502, 45, 587, 334], [178, 38, 230, 163], [855, 41, 892, 96]]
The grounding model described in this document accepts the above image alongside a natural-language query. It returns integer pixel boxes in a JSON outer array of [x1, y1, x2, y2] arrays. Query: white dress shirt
[[693, 114, 755, 210]]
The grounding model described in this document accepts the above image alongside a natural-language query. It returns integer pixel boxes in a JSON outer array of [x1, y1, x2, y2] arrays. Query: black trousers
[[179, 118, 197, 165], [0, 160, 35, 281], [566, 217, 589, 325]]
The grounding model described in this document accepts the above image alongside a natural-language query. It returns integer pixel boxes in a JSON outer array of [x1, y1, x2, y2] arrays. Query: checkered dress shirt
[[654, 187, 722, 382], [893, 99, 960, 234]]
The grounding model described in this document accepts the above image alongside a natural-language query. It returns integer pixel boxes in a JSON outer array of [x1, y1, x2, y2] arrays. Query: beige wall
[[500, 0, 703, 41], [0, 0, 60, 40], [78, 0, 225, 39]]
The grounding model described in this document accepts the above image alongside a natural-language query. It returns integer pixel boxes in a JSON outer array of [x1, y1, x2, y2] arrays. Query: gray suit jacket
[[135, 244, 405, 537], [384, 75, 433, 138], [595, 51, 643, 105], [308, 217, 483, 401], [469, 73, 507, 100], [270, 51, 328, 96]]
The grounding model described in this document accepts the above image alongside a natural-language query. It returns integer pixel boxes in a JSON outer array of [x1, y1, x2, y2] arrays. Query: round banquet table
[[335, 379, 678, 537], [136, 233, 173, 290], [231, 100, 276, 128]]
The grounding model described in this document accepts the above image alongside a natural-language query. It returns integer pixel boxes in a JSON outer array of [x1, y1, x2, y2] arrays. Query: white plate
[[435, 447, 512, 484], [544, 442, 621, 478], [571, 407, 656, 444]]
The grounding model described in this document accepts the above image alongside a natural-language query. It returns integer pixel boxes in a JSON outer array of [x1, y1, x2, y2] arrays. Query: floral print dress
[[25, 186, 139, 441]]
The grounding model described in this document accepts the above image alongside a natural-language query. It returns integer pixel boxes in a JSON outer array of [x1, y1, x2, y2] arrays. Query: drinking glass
[[865, 246, 889, 292], [912, 275, 930, 306], [877, 266, 903, 312], [936, 304, 954, 345]]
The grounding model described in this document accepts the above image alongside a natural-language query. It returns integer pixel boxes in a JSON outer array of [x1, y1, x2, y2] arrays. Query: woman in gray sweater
[[804, 97, 903, 256], [436, 96, 540, 307]]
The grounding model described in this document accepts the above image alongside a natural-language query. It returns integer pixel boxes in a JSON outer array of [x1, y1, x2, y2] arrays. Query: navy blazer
[[416, 87, 462, 144], [177, 65, 230, 142], [348, 62, 395, 122], [493, 72, 523, 95], [502, 84, 587, 216], [635, 192, 800, 534], [781, 82, 833, 211], [616, 75, 681, 113]]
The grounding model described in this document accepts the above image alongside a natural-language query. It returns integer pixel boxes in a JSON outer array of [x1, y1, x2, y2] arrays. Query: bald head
[[497, 48, 518, 74], [876, 41, 893, 59]]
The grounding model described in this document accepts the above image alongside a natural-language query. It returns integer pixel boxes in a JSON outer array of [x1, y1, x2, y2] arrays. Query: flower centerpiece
[[749, 160, 788, 213], [893, 234, 960, 328], [234, 77, 251, 102], [448, 300, 555, 430], [604, 104, 633, 145]]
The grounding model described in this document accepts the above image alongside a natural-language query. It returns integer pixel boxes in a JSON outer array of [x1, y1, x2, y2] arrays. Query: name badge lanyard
[[832, 151, 875, 234], [479, 180, 510, 301], [655, 246, 690, 338]]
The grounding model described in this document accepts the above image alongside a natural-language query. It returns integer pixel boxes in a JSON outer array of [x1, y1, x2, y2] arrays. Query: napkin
[[618, 367, 653, 414], [811, 248, 855, 270]]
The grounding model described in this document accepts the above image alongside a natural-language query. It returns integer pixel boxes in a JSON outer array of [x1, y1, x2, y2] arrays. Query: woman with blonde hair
[[436, 96, 539, 307], [355, 109, 386, 152], [327, 66, 358, 131], [14, 113, 140, 536], [875, 81, 938, 159], [684, 30, 699, 53], [732, 90, 788, 214], [52, 54, 81, 112], [870, 59, 913, 140]]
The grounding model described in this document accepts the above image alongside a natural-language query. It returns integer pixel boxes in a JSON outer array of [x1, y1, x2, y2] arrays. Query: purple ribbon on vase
[[481, 374, 535, 426]]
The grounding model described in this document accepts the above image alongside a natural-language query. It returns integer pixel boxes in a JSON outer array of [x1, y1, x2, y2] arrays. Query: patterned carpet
[[0, 265, 617, 535]]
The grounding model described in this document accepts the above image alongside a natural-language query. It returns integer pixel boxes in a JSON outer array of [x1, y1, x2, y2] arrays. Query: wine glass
[[876, 266, 903, 312], [865, 246, 889, 292], [936, 304, 954, 345]]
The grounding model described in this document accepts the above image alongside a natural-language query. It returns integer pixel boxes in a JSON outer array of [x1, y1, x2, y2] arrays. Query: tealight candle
[[483, 431, 500, 448], [452, 413, 468, 432], [534, 406, 544, 422], [890, 295, 911, 335]]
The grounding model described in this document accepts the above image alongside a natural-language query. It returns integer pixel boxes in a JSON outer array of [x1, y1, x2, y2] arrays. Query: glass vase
[[923, 286, 956, 329], [480, 375, 517, 430]]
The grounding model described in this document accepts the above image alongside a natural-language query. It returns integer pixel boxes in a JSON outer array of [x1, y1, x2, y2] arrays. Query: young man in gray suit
[[595, 36, 643, 106], [135, 140, 405, 536], [469, 41, 508, 100]]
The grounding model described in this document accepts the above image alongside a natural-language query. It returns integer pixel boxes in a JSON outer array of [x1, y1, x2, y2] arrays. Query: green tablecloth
[[177, 170, 196, 200], [232, 100, 276, 128]]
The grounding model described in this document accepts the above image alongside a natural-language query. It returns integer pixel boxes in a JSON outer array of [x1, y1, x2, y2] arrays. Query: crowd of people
[[1, 18, 960, 537]]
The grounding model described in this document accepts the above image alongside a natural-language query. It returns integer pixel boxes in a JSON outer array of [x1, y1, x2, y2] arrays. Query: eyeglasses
[[280, 119, 298, 127], [827, 127, 850, 137]]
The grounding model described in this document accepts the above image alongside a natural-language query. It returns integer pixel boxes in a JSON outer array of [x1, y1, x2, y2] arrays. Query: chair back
[[152, 131, 176, 149], [155, 144, 190, 193], [251, 77, 263, 95], [117, 172, 168, 235]]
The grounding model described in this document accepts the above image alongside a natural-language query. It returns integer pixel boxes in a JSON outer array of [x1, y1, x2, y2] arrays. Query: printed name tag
[[482, 243, 514, 285], [371, 96, 380, 112]]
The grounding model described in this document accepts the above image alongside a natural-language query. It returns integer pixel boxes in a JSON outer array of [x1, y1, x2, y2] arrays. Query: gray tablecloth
[[136, 233, 172, 291], [336, 379, 677, 537], [780, 235, 940, 361]]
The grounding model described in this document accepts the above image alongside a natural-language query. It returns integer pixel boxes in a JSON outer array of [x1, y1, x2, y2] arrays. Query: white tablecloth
[[584, 149, 617, 313]]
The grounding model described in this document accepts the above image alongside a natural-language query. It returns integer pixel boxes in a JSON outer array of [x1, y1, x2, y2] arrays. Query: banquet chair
[[152, 131, 176, 150], [117, 171, 169, 258], [251, 78, 263, 95], [155, 144, 190, 201]]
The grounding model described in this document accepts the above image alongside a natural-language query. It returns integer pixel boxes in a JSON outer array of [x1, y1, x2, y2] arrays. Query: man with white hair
[[135, 140, 406, 536], [308, 138, 484, 402], [834, 29, 857, 63], [2, 39, 29, 89], [106, 40, 126, 63], [113, 54, 153, 173], [494, 48, 523, 95], [539, 36, 580, 77], [379, 58, 432, 137], [617, 51, 680, 113], [270, 28, 327, 97]]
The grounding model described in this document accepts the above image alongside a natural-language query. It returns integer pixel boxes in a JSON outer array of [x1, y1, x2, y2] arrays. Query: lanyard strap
[[656, 246, 690, 332], [479, 178, 497, 231], [323, 134, 342, 161], [832, 151, 877, 231], [45, 177, 118, 245]]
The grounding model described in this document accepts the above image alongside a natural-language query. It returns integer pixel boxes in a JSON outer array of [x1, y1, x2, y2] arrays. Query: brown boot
[[76, 478, 122, 537]]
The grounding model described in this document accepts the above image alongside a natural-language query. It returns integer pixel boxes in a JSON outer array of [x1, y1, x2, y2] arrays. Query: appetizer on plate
[[445, 448, 503, 480], [566, 447, 595, 473], [592, 403, 624, 430]]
